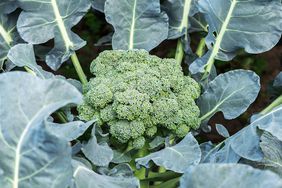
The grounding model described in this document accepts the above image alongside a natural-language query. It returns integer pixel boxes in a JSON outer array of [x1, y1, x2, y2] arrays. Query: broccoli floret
[[109, 120, 131, 143], [132, 136, 146, 149], [78, 50, 201, 149], [175, 124, 190, 138]]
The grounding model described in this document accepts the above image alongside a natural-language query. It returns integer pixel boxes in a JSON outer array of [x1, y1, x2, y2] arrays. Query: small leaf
[[8, 43, 54, 78], [72, 161, 139, 188], [136, 133, 201, 173], [104, 0, 169, 51], [198, 70, 260, 122], [0, 72, 82, 188], [82, 126, 113, 167], [215, 124, 230, 138], [149, 136, 166, 149], [260, 132, 282, 177], [112, 150, 132, 164], [180, 164, 282, 188], [273, 72, 282, 87], [46, 120, 95, 142], [17, 0, 91, 70]]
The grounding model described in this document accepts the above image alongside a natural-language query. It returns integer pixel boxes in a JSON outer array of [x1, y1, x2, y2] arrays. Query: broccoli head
[[78, 50, 201, 149]]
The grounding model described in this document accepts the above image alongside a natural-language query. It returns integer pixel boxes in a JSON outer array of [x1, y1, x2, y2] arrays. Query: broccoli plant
[[78, 50, 201, 148], [0, 0, 282, 188]]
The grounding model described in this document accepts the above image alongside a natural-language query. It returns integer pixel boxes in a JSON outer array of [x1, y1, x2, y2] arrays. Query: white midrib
[[205, 0, 237, 67], [129, 0, 137, 50], [0, 23, 12, 46], [73, 165, 92, 177], [51, 0, 73, 49], [13, 118, 36, 188], [200, 86, 245, 121], [179, 0, 192, 33]]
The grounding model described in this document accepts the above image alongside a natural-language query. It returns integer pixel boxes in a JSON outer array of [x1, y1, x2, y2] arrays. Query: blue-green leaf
[[82, 126, 114, 167], [0, 72, 82, 188], [199, 70, 260, 122], [274, 72, 282, 87], [205, 105, 282, 163], [104, 0, 169, 51], [180, 164, 282, 188], [7, 43, 54, 78], [0, 0, 18, 14], [215, 124, 230, 138], [189, 0, 282, 75], [112, 150, 132, 164], [260, 132, 282, 177], [136, 133, 201, 173], [46, 120, 95, 142], [162, 0, 198, 39], [257, 106, 282, 141], [91, 0, 105, 12], [0, 14, 20, 70], [72, 161, 139, 188], [17, 0, 91, 70]]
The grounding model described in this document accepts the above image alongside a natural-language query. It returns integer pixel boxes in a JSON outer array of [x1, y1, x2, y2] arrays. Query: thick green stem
[[132, 146, 150, 188], [175, 39, 184, 66], [71, 52, 87, 85], [196, 38, 206, 57], [56, 111, 68, 123], [24, 66, 36, 76], [260, 95, 282, 115]]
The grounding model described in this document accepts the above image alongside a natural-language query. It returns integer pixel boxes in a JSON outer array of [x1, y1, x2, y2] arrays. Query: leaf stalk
[[71, 52, 88, 85]]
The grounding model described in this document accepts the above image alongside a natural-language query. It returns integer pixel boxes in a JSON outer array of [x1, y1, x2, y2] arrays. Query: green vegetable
[[78, 50, 201, 148]]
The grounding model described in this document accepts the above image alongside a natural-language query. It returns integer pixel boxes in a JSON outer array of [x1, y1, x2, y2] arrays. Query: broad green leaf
[[257, 106, 282, 141], [201, 139, 240, 163], [0, 0, 18, 14], [180, 164, 282, 188], [82, 126, 113, 167], [260, 132, 282, 177], [0, 72, 82, 188], [136, 133, 201, 173], [0, 14, 20, 69], [17, 0, 91, 70], [215, 124, 230, 138], [72, 161, 139, 188], [188, 13, 208, 33], [232, 105, 282, 161], [205, 105, 282, 162], [7, 43, 54, 78], [162, 0, 198, 39], [198, 70, 260, 122], [8, 43, 84, 91], [189, 0, 282, 75], [104, 0, 169, 51], [46, 120, 95, 142]]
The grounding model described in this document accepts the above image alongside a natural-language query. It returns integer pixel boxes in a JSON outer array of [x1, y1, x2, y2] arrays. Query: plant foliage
[[0, 0, 281, 187]]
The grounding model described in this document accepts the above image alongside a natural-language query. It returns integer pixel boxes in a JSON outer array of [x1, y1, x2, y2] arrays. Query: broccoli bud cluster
[[78, 50, 201, 149]]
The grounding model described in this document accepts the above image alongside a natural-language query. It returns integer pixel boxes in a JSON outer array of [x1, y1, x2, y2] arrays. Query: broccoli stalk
[[78, 50, 201, 149]]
